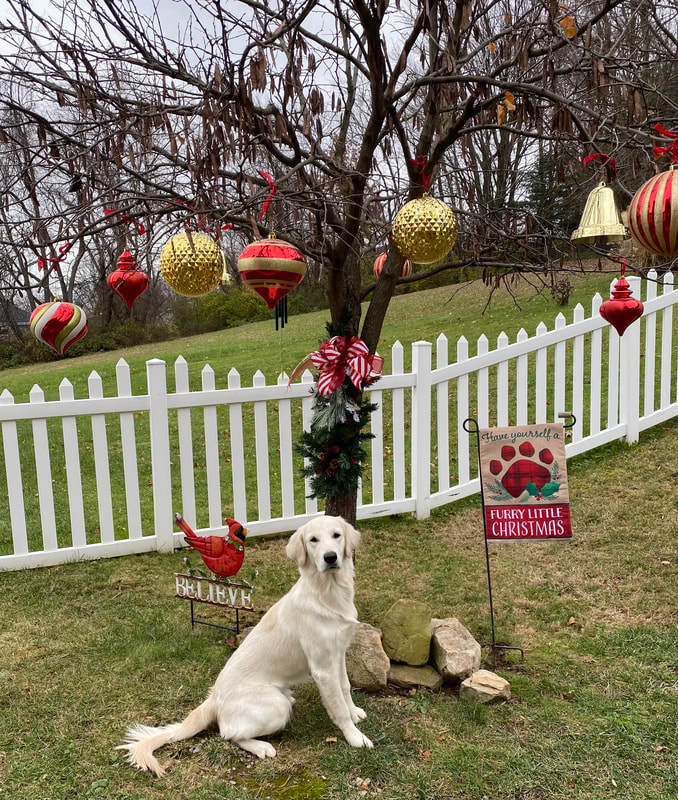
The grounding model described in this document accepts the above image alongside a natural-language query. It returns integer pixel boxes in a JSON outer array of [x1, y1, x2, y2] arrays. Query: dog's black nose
[[323, 551, 338, 565]]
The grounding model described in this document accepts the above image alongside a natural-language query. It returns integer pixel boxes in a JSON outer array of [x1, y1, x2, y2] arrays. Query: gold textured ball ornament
[[159, 232, 224, 296], [391, 193, 458, 264]]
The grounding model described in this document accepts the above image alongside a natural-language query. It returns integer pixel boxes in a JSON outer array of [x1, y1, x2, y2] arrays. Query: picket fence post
[[619, 276, 642, 444], [411, 340, 432, 520], [146, 358, 174, 552]]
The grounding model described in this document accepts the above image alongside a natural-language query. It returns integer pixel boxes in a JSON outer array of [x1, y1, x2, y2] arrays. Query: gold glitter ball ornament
[[392, 193, 458, 264], [159, 232, 224, 296]]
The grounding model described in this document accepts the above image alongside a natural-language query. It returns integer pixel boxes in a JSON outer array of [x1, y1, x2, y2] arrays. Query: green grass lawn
[[0, 271, 676, 799]]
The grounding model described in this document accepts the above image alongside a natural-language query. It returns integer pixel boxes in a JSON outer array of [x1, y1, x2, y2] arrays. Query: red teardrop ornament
[[107, 250, 149, 309], [599, 277, 644, 336]]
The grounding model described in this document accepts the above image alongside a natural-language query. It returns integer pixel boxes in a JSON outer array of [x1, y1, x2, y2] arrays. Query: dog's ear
[[286, 526, 307, 567], [342, 519, 361, 558]]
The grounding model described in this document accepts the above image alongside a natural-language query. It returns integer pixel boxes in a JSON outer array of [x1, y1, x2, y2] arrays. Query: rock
[[460, 669, 511, 704], [430, 618, 481, 683], [388, 663, 443, 691], [346, 622, 390, 692], [381, 599, 432, 666]]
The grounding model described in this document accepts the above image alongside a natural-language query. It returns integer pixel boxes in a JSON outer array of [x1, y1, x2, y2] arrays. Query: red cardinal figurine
[[176, 513, 247, 581]]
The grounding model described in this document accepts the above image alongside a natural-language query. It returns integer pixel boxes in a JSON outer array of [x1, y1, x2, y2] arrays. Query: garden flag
[[478, 423, 572, 540]]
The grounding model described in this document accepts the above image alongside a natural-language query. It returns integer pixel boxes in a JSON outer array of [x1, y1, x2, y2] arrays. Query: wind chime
[[236, 171, 307, 330]]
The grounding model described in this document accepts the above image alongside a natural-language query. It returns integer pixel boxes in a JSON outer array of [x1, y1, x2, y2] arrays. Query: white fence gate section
[[1, 272, 676, 572]]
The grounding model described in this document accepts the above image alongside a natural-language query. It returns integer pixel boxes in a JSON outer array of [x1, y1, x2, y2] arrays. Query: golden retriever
[[118, 515, 372, 776]]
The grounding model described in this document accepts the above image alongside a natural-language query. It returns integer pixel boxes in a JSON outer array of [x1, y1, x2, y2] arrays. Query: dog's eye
[[309, 536, 318, 543], [332, 532, 341, 539]]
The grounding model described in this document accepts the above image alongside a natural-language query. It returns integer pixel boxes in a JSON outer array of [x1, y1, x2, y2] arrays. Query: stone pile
[[346, 599, 510, 704]]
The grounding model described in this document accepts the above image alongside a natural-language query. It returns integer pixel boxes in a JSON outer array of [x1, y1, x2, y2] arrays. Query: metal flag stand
[[463, 413, 576, 665]]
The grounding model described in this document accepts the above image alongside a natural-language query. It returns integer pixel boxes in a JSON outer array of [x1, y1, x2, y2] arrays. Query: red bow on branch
[[652, 124, 678, 164], [104, 208, 146, 235], [289, 336, 383, 395], [582, 153, 618, 175], [37, 242, 71, 271]]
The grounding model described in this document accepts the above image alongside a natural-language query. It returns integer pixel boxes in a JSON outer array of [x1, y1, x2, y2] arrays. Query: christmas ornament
[[599, 262, 644, 336], [628, 166, 678, 258], [107, 250, 149, 309], [571, 183, 628, 245], [572, 153, 628, 245], [159, 232, 224, 296], [373, 252, 412, 279], [30, 300, 88, 355], [237, 235, 307, 309], [391, 194, 458, 264], [176, 514, 247, 581]]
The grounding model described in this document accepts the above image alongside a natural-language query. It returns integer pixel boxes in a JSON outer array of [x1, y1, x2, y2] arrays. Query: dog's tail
[[117, 698, 216, 777]]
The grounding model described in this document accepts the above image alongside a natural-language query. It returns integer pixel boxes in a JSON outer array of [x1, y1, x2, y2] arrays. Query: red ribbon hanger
[[257, 170, 277, 220], [410, 156, 432, 191], [652, 124, 678, 164]]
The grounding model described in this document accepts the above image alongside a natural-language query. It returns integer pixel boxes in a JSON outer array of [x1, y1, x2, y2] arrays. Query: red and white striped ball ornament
[[628, 166, 678, 258], [373, 253, 412, 279], [237, 235, 306, 309], [30, 300, 88, 356]]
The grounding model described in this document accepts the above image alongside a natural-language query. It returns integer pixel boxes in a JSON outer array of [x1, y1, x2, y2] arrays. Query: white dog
[[118, 515, 372, 776]]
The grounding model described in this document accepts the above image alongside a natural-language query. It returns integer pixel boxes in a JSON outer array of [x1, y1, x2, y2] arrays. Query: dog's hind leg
[[232, 738, 277, 758], [217, 685, 292, 759]]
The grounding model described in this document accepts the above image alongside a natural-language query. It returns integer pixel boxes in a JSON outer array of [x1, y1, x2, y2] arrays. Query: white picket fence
[[0, 272, 676, 572]]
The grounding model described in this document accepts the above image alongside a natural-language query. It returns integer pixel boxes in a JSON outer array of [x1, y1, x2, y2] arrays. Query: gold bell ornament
[[159, 231, 224, 296], [571, 154, 629, 246]]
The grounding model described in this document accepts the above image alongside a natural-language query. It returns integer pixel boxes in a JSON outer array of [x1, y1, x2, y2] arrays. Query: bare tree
[[0, 0, 675, 518]]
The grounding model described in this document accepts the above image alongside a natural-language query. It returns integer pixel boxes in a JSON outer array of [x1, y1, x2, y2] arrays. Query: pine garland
[[295, 308, 378, 500]]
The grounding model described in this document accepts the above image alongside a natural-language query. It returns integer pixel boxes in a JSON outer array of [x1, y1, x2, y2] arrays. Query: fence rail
[[1, 272, 676, 572]]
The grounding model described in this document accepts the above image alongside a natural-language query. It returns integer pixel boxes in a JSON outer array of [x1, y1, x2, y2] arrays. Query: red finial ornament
[[107, 250, 149, 309], [599, 261, 644, 336]]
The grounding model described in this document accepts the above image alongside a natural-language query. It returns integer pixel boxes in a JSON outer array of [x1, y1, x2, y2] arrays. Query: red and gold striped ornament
[[237, 236, 306, 309], [628, 166, 678, 258], [30, 300, 88, 356], [373, 253, 412, 279]]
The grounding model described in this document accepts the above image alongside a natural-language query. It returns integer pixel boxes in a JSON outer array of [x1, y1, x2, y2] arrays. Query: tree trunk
[[325, 489, 358, 527]]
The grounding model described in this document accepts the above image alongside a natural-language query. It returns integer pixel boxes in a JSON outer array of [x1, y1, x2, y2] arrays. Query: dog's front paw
[[344, 727, 374, 749], [350, 705, 367, 724]]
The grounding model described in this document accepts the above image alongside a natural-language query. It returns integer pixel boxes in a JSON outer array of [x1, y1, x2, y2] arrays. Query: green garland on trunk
[[295, 308, 377, 501], [297, 386, 376, 500]]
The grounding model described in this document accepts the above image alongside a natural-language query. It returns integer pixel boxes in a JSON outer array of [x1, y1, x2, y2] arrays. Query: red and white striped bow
[[288, 335, 383, 394], [311, 336, 374, 395]]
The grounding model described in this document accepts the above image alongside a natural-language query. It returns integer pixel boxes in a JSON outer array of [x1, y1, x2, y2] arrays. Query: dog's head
[[286, 515, 361, 573]]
